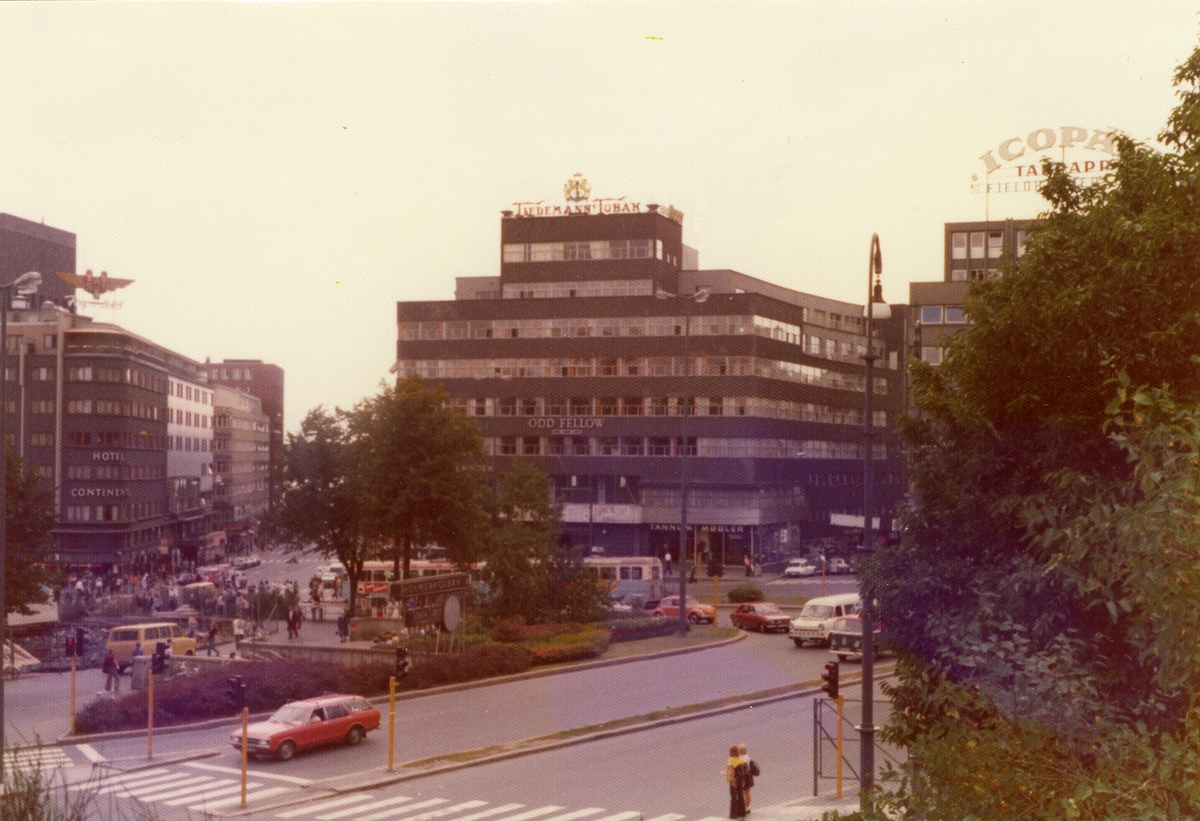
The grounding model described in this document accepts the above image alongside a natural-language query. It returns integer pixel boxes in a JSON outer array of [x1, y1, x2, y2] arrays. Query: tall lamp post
[[860, 237, 887, 802], [656, 286, 710, 635], [0, 270, 42, 783]]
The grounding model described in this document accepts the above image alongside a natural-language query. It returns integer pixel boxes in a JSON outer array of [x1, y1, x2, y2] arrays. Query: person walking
[[663, 551, 673, 576], [337, 608, 350, 642], [738, 744, 759, 813], [102, 649, 121, 695], [206, 622, 219, 656], [233, 616, 245, 652], [725, 744, 748, 820]]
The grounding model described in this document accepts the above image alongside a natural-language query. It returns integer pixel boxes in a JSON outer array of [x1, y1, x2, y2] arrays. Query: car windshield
[[834, 619, 863, 633], [269, 705, 311, 725], [757, 604, 784, 614], [799, 604, 833, 619]]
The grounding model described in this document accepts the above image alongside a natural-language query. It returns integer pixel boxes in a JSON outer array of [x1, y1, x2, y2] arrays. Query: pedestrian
[[663, 551, 673, 576], [745, 554, 753, 577], [337, 608, 350, 642], [233, 616, 245, 651], [132, 641, 144, 659], [725, 744, 748, 820], [738, 744, 759, 813], [102, 649, 121, 694], [206, 622, 219, 656]]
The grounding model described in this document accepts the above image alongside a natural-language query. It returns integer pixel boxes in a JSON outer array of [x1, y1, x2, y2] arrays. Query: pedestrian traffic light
[[75, 627, 86, 658], [64, 635, 76, 657], [821, 661, 839, 699], [227, 675, 245, 710], [394, 646, 410, 680]]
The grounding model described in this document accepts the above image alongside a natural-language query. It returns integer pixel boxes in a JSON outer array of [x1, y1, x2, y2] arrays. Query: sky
[[2, 1, 1197, 434]]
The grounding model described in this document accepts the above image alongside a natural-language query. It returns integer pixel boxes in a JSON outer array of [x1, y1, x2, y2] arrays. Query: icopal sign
[[979, 127, 1116, 174]]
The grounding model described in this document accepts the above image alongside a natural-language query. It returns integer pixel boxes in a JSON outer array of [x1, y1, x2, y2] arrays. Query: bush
[[527, 627, 610, 665], [404, 643, 532, 688], [726, 584, 765, 603], [609, 617, 679, 642]]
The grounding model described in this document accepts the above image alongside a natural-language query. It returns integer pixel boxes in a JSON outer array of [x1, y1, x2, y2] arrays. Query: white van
[[788, 593, 861, 647]]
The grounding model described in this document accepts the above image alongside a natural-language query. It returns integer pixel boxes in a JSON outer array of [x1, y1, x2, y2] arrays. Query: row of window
[[209, 366, 257, 382], [398, 356, 887, 394], [65, 431, 167, 450], [169, 408, 209, 428], [453, 395, 886, 427], [502, 280, 656, 299], [950, 230, 1027, 260], [64, 399, 162, 421], [919, 305, 967, 325], [502, 239, 660, 263], [487, 435, 888, 460], [65, 464, 166, 481], [400, 313, 873, 345], [64, 499, 165, 522]]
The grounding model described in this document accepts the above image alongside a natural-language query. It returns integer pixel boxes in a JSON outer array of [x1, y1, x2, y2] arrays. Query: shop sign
[[651, 523, 747, 534], [69, 487, 132, 498], [509, 174, 685, 223], [528, 417, 605, 434]]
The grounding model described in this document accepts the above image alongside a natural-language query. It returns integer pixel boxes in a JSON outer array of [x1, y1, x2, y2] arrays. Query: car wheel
[[837, 653, 848, 662], [345, 726, 365, 747], [276, 741, 297, 762], [792, 638, 804, 648], [688, 612, 700, 625], [185, 650, 194, 656]]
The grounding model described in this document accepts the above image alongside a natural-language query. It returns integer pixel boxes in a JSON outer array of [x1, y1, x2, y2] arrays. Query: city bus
[[581, 556, 665, 610]]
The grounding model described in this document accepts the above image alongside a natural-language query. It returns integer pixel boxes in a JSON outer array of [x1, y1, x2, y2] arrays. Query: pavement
[[16, 603, 865, 819]]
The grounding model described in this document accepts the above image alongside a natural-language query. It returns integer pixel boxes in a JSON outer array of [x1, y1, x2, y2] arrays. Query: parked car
[[106, 623, 198, 672], [783, 558, 816, 578], [827, 615, 886, 662], [230, 693, 381, 761], [231, 554, 262, 570], [729, 602, 791, 633], [650, 595, 716, 624], [788, 593, 861, 647], [825, 557, 852, 575]]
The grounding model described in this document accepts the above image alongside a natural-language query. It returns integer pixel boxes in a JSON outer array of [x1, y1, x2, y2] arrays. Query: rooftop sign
[[508, 173, 684, 224], [972, 127, 1117, 194]]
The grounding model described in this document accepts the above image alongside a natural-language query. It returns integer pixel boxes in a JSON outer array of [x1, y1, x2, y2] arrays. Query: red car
[[230, 693, 380, 761], [729, 602, 791, 633]]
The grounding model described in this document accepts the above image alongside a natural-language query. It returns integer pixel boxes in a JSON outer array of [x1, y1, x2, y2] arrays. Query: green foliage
[[867, 43, 1200, 819], [725, 584, 765, 603], [5, 447, 56, 615], [0, 750, 100, 821]]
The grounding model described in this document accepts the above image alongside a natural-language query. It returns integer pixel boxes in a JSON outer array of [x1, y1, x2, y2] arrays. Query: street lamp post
[[656, 286, 710, 635], [0, 270, 42, 783], [860, 236, 887, 802]]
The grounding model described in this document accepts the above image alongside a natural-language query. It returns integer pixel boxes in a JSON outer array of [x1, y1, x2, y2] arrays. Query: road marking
[[537, 808, 606, 821], [592, 813, 643, 821], [316, 795, 414, 819], [164, 781, 261, 806], [95, 772, 189, 794], [191, 785, 289, 809], [643, 815, 687, 821], [487, 806, 567, 821], [184, 759, 313, 784], [74, 743, 106, 763], [4, 746, 73, 771], [346, 797, 448, 821], [118, 775, 218, 798], [276, 793, 378, 818]]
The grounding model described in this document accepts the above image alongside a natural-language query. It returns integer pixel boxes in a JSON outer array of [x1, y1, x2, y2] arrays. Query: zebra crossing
[[2, 744, 74, 774], [75, 761, 733, 821]]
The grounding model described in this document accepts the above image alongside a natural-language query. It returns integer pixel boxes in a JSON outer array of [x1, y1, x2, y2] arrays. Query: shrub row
[[608, 617, 679, 642], [527, 627, 610, 665]]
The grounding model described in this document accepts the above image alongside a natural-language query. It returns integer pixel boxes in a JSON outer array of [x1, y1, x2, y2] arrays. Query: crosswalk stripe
[[538, 808, 606, 821], [120, 775, 218, 798], [592, 812, 643, 821], [358, 797, 454, 821], [276, 792, 377, 818], [163, 782, 262, 806], [372, 799, 489, 821], [127, 777, 226, 801], [488, 806, 567, 821], [74, 744, 106, 763], [331, 796, 448, 820], [446, 802, 527, 821], [643, 815, 687, 821], [96, 772, 189, 795], [316, 795, 414, 820], [190, 785, 290, 810], [184, 759, 313, 784]]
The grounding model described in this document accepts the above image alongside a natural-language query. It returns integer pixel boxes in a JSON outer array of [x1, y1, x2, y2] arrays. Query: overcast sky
[[2, 2, 1196, 433]]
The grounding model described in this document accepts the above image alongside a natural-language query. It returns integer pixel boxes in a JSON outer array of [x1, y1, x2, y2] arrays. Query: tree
[[5, 448, 55, 614], [271, 408, 374, 615], [866, 44, 1200, 819], [345, 376, 490, 579], [483, 458, 605, 623]]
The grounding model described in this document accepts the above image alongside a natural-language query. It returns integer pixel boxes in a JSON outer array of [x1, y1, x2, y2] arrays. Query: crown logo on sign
[[563, 173, 591, 203]]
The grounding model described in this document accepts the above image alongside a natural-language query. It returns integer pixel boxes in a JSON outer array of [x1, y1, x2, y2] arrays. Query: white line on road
[[276, 793, 378, 818], [184, 759, 314, 784], [74, 744, 106, 763], [190, 785, 290, 809]]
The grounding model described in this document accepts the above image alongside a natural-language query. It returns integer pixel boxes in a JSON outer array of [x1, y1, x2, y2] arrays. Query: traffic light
[[707, 558, 723, 579], [227, 675, 245, 710], [394, 646, 410, 680], [75, 627, 86, 658], [821, 661, 839, 699], [64, 635, 76, 657]]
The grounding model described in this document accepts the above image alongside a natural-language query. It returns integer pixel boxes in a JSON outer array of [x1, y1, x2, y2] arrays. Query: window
[[969, 231, 986, 259], [650, 397, 670, 416], [30, 431, 52, 447], [598, 437, 619, 455], [499, 437, 517, 455], [67, 431, 91, 447], [944, 307, 967, 323], [621, 398, 643, 416], [621, 437, 644, 456], [921, 346, 943, 366], [521, 437, 540, 456], [598, 397, 618, 416], [708, 397, 723, 416], [951, 232, 967, 260], [521, 398, 538, 416], [920, 306, 943, 324], [570, 397, 592, 416], [31, 399, 54, 414], [988, 231, 1004, 258], [497, 398, 517, 416]]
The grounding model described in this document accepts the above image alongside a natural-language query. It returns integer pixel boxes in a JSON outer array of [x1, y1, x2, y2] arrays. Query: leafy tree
[[271, 408, 374, 614], [5, 448, 55, 614], [345, 376, 490, 579], [866, 44, 1200, 819], [483, 458, 604, 623]]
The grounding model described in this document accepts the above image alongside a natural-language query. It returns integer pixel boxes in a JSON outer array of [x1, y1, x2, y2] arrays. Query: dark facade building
[[395, 193, 908, 567], [207, 359, 284, 514], [3, 304, 213, 567], [0, 214, 76, 307]]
